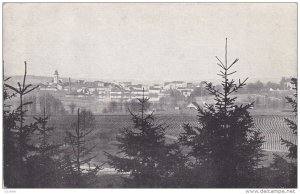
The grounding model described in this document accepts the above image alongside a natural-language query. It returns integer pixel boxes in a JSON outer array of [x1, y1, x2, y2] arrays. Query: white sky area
[[3, 3, 297, 83]]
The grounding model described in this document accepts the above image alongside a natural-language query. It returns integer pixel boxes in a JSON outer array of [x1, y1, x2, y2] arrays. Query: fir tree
[[3, 61, 40, 187], [269, 78, 297, 188], [3, 76, 20, 187], [105, 89, 186, 188], [25, 105, 67, 187], [282, 78, 297, 159], [3, 61, 70, 188], [179, 39, 265, 188], [64, 108, 101, 187]]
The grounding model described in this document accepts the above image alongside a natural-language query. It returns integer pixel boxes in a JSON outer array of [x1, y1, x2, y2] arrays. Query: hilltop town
[[39, 70, 206, 103], [31, 70, 294, 115]]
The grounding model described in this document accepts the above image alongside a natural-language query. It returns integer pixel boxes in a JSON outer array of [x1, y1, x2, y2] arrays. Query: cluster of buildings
[[39, 70, 206, 103], [38, 70, 295, 112]]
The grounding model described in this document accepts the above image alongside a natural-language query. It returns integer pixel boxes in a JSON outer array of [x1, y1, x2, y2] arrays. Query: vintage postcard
[[2, 3, 297, 190]]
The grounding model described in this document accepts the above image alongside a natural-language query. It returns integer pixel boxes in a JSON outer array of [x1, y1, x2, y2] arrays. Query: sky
[[3, 3, 297, 83]]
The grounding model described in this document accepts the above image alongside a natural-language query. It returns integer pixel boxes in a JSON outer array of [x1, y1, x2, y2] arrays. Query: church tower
[[53, 70, 59, 84]]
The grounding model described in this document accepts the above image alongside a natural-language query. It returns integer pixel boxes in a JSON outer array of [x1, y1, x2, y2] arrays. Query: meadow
[[42, 112, 296, 168]]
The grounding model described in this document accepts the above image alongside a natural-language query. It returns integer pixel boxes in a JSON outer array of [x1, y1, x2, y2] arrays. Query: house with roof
[[110, 86, 125, 101], [119, 82, 132, 88], [152, 84, 162, 89], [163, 81, 186, 90], [186, 82, 194, 89], [149, 86, 161, 94], [123, 90, 132, 101], [131, 89, 149, 99], [163, 82, 176, 90], [176, 87, 192, 97], [187, 102, 200, 110], [76, 80, 85, 84], [94, 81, 105, 87], [57, 84, 64, 91], [39, 83, 58, 91], [128, 84, 144, 90], [195, 81, 207, 88], [173, 81, 185, 88]]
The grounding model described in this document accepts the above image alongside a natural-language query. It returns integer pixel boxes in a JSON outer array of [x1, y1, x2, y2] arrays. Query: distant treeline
[[23, 93, 67, 115]]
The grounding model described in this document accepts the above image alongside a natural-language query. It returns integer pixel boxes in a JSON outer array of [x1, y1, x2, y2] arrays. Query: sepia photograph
[[2, 2, 298, 190]]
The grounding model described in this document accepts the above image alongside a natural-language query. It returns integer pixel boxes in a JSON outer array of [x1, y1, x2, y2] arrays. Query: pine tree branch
[[4, 84, 19, 94], [23, 85, 39, 95], [227, 58, 239, 70], [215, 56, 225, 68]]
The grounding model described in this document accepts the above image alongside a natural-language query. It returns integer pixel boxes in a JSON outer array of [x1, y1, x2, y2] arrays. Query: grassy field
[[20, 111, 296, 187], [40, 112, 296, 168]]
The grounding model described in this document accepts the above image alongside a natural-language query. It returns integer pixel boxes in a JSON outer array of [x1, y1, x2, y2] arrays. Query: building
[[163, 81, 186, 90], [53, 70, 59, 84], [186, 82, 194, 89], [187, 102, 200, 110], [173, 81, 185, 88], [177, 87, 192, 97], [152, 84, 162, 89], [119, 82, 132, 88], [110, 87, 123, 101], [57, 84, 64, 90], [94, 81, 105, 87], [163, 82, 175, 90], [283, 81, 293, 90], [131, 89, 149, 99], [39, 70, 63, 91], [123, 90, 132, 101], [129, 84, 144, 90], [76, 80, 85, 84], [149, 86, 161, 94], [39, 83, 58, 91], [196, 81, 206, 88]]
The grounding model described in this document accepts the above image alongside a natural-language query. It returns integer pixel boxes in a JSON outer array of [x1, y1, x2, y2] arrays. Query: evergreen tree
[[179, 39, 264, 188], [3, 77, 20, 187], [3, 61, 96, 188], [269, 78, 297, 188], [105, 89, 186, 188], [3, 61, 70, 188], [3, 61, 40, 187], [282, 78, 297, 159], [25, 106, 67, 187], [64, 108, 101, 187]]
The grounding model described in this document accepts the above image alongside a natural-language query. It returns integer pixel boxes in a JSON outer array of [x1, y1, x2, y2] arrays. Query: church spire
[[53, 70, 59, 84]]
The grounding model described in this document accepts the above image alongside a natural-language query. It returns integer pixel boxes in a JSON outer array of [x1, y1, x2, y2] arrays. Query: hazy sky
[[3, 3, 297, 82]]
